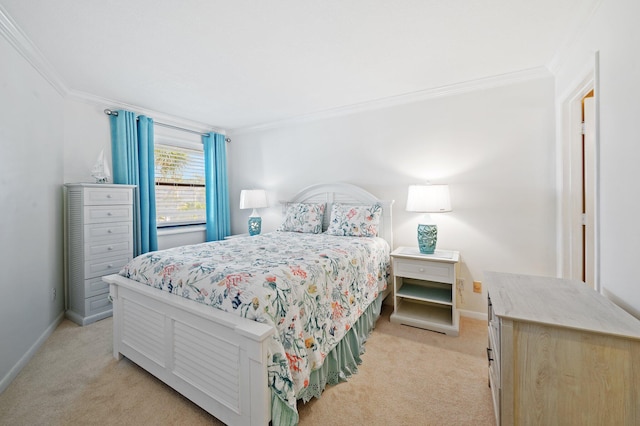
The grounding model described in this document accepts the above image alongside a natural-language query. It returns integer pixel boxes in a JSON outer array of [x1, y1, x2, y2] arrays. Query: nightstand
[[389, 247, 460, 336]]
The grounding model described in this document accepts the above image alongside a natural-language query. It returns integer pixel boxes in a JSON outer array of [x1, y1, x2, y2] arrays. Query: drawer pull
[[486, 347, 494, 362], [107, 264, 113, 269], [107, 246, 113, 251], [107, 229, 112, 233], [106, 194, 112, 198], [107, 212, 112, 216], [419, 268, 425, 272]]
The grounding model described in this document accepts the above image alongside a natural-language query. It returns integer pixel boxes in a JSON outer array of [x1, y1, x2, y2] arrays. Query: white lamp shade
[[406, 184, 452, 213], [239, 189, 268, 210]]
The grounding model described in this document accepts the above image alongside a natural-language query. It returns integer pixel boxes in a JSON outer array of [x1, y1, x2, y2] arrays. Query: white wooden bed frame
[[103, 182, 394, 426]]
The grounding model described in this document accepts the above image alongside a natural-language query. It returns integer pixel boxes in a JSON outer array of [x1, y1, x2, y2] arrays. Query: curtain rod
[[104, 109, 230, 142]]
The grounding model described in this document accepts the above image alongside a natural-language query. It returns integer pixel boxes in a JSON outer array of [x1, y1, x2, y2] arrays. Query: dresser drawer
[[84, 187, 133, 205], [85, 255, 131, 279], [85, 292, 112, 317], [488, 294, 501, 358], [84, 205, 133, 224], [393, 258, 455, 284], [84, 276, 110, 298], [84, 239, 132, 260], [488, 355, 500, 425], [84, 222, 133, 242], [488, 323, 500, 372]]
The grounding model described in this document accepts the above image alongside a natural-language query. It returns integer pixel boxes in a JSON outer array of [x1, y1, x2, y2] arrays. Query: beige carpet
[[0, 305, 495, 425]]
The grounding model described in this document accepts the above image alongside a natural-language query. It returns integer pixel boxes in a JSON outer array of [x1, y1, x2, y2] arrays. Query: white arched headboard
[[282, 182, 394, 248]]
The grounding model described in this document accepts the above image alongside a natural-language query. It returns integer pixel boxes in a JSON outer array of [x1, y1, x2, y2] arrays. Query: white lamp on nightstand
[[406, 184, 452, 254], [239, 189, 268, 236]]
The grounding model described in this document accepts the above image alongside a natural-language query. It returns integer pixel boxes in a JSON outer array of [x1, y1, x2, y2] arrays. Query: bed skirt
[[271, 295, 384, 425]]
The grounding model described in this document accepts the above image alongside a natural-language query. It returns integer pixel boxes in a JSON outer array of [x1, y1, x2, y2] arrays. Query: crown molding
[[231, 66, 552, 134], [0, 5, 68, 96], [2, 2, 553, 138]]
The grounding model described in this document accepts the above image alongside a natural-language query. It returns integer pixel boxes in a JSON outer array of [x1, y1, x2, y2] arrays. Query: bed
[[103, 182, 394, 425]]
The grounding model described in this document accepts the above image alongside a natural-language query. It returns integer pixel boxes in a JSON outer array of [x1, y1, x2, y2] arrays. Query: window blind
[[154, 143, 206, 226]]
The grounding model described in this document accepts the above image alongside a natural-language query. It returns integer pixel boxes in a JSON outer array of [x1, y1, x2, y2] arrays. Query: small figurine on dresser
[[91, 149, 111, 183]]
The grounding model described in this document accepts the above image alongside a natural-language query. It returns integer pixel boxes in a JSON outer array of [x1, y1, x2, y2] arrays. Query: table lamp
[[406, 184, 452, 254], [239, 189, 268, 236]]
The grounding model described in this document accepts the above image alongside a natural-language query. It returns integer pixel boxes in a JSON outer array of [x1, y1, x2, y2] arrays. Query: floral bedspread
[[119, 231, 390, 417]]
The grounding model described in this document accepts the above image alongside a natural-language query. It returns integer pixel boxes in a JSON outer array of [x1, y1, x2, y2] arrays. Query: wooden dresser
[[486, 271, 640, 425], [65, 183, 135, 325]]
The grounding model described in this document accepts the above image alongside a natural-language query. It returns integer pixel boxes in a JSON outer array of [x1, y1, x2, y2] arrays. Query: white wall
[[229, 77, 557, 314], [0, 35, 65, 390], [555, 0, 640, 317], [63, 99, 112, 183]]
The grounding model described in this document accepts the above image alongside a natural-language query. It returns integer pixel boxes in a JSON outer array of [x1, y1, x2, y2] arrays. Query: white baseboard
[[459, 309, 488, 321], [0, 312, 65, 394]]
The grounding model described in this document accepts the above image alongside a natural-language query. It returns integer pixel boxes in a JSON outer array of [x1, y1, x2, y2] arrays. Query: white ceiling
[[1, 0, 599, 130]]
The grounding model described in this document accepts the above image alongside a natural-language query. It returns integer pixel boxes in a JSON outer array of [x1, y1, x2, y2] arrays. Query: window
[[154, 143, 205, 227]]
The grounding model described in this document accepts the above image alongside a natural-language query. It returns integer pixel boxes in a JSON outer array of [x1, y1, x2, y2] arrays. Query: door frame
[[557, 53, 600, 291]]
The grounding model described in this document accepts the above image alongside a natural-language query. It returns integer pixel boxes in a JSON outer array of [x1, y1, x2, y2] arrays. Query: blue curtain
[[110, 110, 158, 255], [203, 132, 230, 241]]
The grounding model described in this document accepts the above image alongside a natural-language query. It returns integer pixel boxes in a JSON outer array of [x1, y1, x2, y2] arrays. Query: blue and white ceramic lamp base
[[417, 224, 438, 254], [248, 217, 262, 236]]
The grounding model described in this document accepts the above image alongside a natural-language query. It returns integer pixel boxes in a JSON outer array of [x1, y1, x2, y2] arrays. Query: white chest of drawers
[[64, 183, 135, 326]]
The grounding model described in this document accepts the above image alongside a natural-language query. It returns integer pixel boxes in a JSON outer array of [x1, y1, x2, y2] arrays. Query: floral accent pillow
[[325, 203, 382, 237], [277, 203, 326, 234]]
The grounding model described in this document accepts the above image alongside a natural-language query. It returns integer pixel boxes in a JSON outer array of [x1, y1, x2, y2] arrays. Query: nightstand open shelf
[[395, 279, 453, 305], [390, 247, 460, 336], [395, 299, 453, 327]]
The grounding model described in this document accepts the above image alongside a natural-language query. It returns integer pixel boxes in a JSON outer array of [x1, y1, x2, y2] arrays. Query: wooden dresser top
[[486, 271, 640, 340]]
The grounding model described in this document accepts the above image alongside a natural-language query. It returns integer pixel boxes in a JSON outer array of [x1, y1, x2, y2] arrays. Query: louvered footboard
[[104, 274, 275, 426]]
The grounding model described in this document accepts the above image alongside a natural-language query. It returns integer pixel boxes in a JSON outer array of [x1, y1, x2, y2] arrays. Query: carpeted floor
[[0, 305, 495, 425]]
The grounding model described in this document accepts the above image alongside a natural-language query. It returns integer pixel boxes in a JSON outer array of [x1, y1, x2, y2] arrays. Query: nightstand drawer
[[393, 258, 455, 284]]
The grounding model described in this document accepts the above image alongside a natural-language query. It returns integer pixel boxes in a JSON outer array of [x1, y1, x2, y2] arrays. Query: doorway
[[559, 68, 598, 290]]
